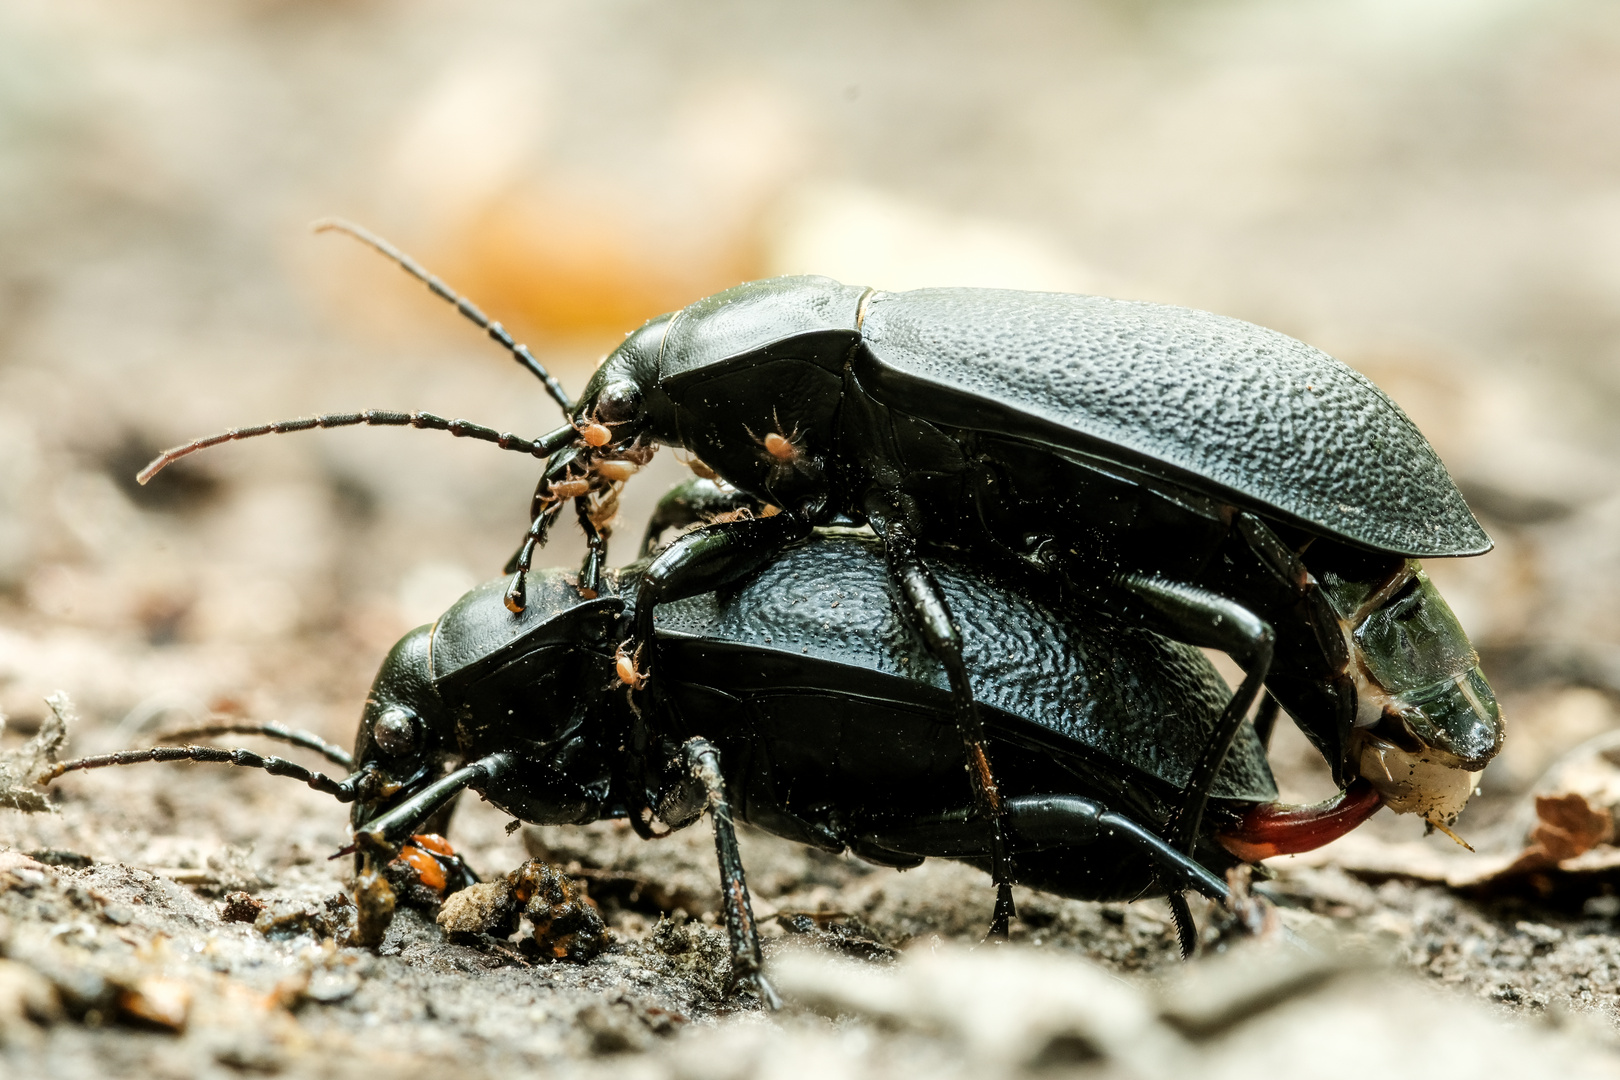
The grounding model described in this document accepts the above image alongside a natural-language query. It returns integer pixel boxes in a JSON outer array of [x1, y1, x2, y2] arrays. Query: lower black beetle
[[39, 530, 1380, 997]]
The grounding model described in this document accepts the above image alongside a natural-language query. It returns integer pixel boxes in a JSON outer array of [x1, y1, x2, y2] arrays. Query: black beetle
[[136, 229, 1497, 936], [37, 529, 1382, 997], [527, 279, 1502, 939]]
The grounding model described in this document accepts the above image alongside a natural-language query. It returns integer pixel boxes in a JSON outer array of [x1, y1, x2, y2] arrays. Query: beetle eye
[[595, 381, 641, 425], [372, 707, 421, 756]]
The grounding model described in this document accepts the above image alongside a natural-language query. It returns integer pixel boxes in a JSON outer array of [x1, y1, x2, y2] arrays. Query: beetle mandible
[[38, 529, 1383, 1001]]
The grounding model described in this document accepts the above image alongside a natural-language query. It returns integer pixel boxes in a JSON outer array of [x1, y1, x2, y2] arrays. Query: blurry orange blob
[[450, 186, 765, 342]]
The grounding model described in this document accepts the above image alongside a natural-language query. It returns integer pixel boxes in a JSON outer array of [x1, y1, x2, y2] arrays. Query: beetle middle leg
[[660, 737, 781, 1009], [863, 490, 1019, 940]]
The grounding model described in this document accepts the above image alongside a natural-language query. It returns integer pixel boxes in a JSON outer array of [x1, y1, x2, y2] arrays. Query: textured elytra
[[656, 534, 1277, 802], [858, 288, 1490, 557]]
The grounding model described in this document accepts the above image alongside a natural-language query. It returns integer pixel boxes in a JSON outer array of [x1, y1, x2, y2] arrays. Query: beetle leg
[[1251, 692, 1281, 751], [864, 493, 1018, 939], [1116, 576, 1276, 855], [640, 478, 761, 556], [351, 752, 516, 853], [345, 752, 515, 947], [858, 792, 1229, 957], [628, 513, 814, 677], [679, 737, 781, 1010], [503, 497, 565, 612], [1166, 893, 1198, 958], [575, 496, 608, 599]]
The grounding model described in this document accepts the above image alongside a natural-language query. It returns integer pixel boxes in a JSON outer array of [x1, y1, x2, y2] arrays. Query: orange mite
[[580, 422, 613, 447], [397, 841, 448, 892], [549, 478, 593, 500], [594, 459, 640, 482], [615, 647, 647, 689], [763, 432, 798, 461]]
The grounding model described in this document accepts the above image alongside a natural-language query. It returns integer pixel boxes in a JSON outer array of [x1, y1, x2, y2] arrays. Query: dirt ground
[[5, 2, 1620, 1077]]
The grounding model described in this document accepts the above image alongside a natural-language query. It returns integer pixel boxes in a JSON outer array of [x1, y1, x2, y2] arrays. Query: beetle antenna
[[137, 409, 579, 485], [313, 218, 575, 416], [39, 745, 362, 802], [151, 722, 353, 769]]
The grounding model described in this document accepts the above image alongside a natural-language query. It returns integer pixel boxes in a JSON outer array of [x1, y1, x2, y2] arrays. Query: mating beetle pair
[[43, 525, 1379, 1000], [136, 222, 1503, 944]]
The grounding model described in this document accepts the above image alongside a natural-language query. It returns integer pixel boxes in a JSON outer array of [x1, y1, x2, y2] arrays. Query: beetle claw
[[504, 572, 528, 614]]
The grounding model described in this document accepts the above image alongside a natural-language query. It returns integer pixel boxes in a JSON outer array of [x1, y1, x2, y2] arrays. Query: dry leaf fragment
[[1529, 792, 1613, 863]]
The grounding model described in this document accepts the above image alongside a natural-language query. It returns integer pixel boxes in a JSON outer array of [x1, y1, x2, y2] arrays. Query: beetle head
[[1318, 556, 1503, 827], [349, 624, 454, 830], [574, 312, 679, 446]]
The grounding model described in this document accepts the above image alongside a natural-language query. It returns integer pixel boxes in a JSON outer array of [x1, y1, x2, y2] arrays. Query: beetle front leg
[[640, 477, 764, 556], [676, 737, 781, 1010], [864, 491, 1018, 940], [576, 496, 608, 599], [623, 513, 813, 684]]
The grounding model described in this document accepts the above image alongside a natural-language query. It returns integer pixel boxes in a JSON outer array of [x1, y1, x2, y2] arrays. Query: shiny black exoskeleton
[[532, 279, 1501, 922], [347, 530, 1278, 1000], [136, 236, 1501, 939]]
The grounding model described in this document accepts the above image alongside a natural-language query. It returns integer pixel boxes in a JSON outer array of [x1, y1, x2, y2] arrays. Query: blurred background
[[2, 0, 1619, 826]]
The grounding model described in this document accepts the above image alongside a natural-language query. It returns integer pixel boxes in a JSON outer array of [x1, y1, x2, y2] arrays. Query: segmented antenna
[[39, 745, 360, 802], [152, 722, 353, 769], [137, 409, 575, 486], [313, 218, 575, 416]]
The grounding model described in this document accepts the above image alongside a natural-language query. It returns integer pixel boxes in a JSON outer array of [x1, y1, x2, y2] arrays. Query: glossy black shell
[[656, 277, 1489, 558], [652, 531, 1277, 803], [425, 534, 1276, 805]]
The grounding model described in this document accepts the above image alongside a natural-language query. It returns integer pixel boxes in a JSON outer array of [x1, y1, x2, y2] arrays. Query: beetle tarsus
[[576, 497, 609, 599], [1167, 892, 1198, 959], [986, 881, 1016, 941]]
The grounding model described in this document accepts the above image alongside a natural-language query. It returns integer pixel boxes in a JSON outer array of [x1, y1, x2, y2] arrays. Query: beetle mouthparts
[[1216, 778, 1383, 863]]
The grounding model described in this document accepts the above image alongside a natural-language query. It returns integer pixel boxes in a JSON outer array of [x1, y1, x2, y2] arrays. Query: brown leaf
[[1529, 792, 1613, 863]]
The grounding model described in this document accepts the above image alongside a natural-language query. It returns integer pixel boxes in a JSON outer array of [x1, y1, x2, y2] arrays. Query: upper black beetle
[[37, 530, 1381, 999], [137, 228, 1499, 936], [542, 279, 1502, 894]]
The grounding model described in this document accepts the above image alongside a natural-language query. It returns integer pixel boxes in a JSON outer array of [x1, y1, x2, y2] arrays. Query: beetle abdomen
[[857, 288, 1489, 558]]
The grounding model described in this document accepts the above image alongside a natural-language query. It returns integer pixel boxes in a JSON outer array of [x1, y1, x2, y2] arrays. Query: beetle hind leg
[[857, 792, 1230, 958], [865, 494, 1019, 940], [1115, 575, 1276, 855]]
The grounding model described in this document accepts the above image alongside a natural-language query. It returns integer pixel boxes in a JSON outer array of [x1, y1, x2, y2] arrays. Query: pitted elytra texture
[[859, 289, 1488, 558], [655, 534, 1275, 803]]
